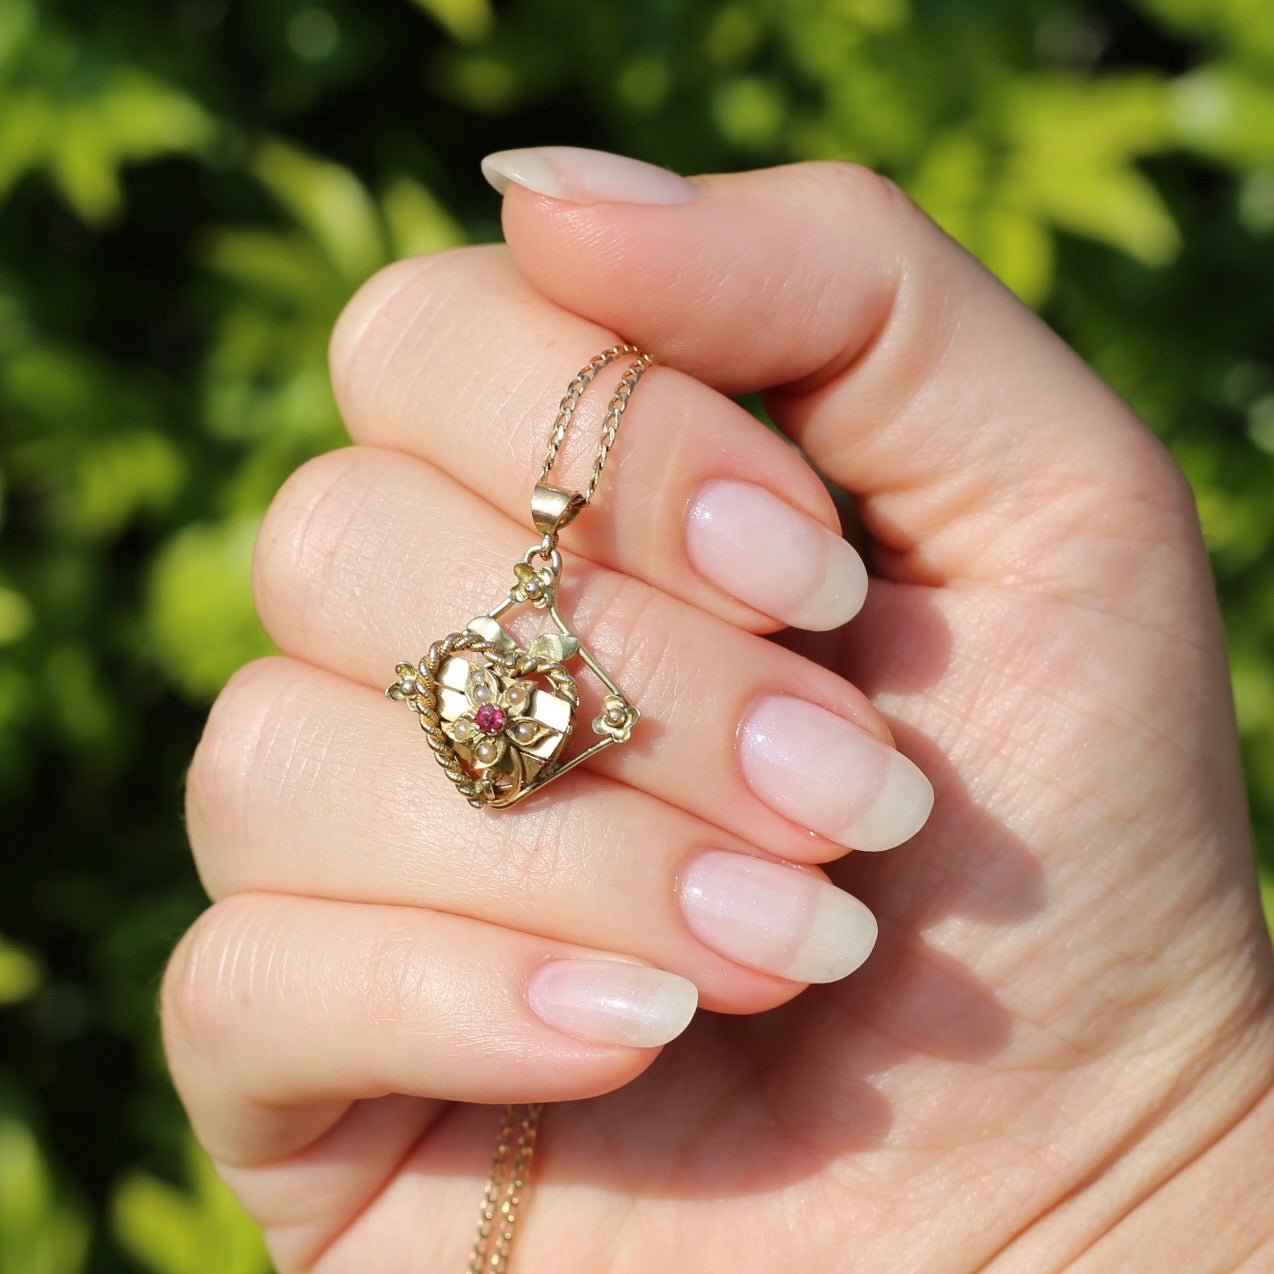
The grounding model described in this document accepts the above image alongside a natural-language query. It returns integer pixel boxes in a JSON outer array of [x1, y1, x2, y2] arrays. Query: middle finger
[[254, 444, 934, 861]]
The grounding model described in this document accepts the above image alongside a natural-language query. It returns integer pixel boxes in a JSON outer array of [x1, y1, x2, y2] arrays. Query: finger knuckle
[[329, 251, 454, 399], [185, 658, 305, 895], [253, 447, 383, 630], [796, 160, 919, 226], [328, 246, 497, 424], [162, 896, 268, 1067]]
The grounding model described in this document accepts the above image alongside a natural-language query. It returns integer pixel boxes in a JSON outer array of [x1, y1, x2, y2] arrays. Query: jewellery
[[466, 1103, 542, 1274], [388, 348, 651, 1269], [388, 344, 653, 809]]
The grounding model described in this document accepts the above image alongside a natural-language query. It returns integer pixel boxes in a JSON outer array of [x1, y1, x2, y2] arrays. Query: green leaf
[[0, 932, 42, 1004], [1172, 65, 1274, 166], [144, 517, 274, 701], [381, 176, 466, 258], [249, 138, 387, 285], [0, 1114, 90, 1274], [1004, 76, 1180, 266], [0, 55, 213, 222], [408, 0, 494, 43], [111, 1140, 269, 1274]]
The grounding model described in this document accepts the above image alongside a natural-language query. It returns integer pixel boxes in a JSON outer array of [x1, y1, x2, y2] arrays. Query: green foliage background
[[1, 0, 1272, 1268]]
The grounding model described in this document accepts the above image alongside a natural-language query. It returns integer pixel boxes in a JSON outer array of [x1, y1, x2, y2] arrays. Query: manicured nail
[[481, 146, 698, 205], [527, 959, 698, 1047], [679, 852, 878, 983], [740, 696, 934, 851], [686, 480, 868, 630]]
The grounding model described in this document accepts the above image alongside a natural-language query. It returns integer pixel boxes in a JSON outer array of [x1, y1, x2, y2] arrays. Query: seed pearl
[[471, 683, 492, 704], [474, 739, 499, 765], [506, 684, 528, 709], [512, 719, 537, 743], [452, 719, 476, 741]]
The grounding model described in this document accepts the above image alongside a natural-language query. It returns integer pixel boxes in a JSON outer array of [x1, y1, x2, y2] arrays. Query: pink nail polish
[[686, 480, 868, 630], [679, 852, 878, 983], [526, 959, 697, 1047], [739, 696, 934, 851], [480, 147, 698, 205]]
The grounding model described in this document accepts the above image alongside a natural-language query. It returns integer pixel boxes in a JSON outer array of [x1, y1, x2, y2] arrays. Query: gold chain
[[461, 347, 652, 1271], [467, 1103, 543, 1273], [536, 344, 654, 510]]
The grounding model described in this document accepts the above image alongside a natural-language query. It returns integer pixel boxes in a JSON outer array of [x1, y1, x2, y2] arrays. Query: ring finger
[[253, 444, 934, 861], [188, 656, 881, 1013]]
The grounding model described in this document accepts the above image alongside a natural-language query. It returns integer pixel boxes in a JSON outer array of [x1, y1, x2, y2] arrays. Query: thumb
[[483, 147, 1201, 602]]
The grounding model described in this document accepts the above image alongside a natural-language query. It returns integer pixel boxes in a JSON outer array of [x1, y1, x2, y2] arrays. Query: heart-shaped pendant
[[388, 549, 639, 809], [387, 345, 651, 810]]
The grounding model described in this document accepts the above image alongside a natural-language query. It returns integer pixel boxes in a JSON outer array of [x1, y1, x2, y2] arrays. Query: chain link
[[536, 343, 654, 512], [467, 1104, 543, 1273]]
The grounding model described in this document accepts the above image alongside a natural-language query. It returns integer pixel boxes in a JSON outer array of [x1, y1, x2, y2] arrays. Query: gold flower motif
[[444, 661, 561, 772], [592, 694, 638, 743], [509, 561, 555, 608]]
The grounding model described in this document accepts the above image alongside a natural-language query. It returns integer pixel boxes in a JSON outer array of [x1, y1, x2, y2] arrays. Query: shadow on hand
[[419, 586, 1048, 1206]]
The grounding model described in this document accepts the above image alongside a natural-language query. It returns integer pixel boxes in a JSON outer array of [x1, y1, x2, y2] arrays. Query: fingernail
[[679, 852, 878, 983], [481, 146, 698, 205], [740, 696, 934, 851], [527, 959, 698, 1048], [686, 480, 868, 630]]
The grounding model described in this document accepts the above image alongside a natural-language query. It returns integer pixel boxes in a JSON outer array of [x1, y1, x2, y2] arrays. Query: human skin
[[163, 151, 1274, 1272]]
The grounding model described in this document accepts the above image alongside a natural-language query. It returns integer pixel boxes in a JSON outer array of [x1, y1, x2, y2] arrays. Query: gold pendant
[[388, 346, 651, 809]]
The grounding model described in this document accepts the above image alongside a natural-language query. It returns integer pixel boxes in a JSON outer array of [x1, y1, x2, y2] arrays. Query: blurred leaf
[[0, 583, 32, 645], [1171, 65, 1274, 166], [0, 49, 214, 222], [409, 0, 495, 44], [0, 932, 42, 1004], [0, 0, 37, 71], [249, 138, 387, 286], [908, 130, 1057, 302], [1006, 75, 1180, 266], [72, 430, 186, 538], [111, 1140, 269, 1274], [202, 227, 334, 304], [712, 76, 789, 150], [0, 1114, 89, 1274], [145, 517, 274, 701], [1133, 0, 1274, 68], [381, 175, 466, 257], [435, 50, 524, 112]]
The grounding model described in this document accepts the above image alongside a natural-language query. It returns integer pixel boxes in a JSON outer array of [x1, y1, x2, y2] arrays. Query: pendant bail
[[531, 483, 586, 538]]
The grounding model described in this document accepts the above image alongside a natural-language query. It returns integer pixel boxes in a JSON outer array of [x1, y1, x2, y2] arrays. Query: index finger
[[488, 149, 1201, 609], [329, 246, 871, 637]]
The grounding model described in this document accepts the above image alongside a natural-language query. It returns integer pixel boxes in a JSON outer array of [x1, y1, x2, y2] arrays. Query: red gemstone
[[475, 704, 506, 734]]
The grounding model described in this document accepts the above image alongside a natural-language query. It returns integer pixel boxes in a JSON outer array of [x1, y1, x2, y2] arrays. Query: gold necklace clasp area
[[388, 345, 653, 810]]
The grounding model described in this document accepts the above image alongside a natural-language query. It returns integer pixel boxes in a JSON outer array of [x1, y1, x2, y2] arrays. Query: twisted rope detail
[[392, 630, 578, 809]]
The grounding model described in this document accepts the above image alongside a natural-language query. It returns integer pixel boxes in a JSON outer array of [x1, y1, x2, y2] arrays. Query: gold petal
[[465, 660, 501, 710], [470, 731, 508, 770], [507, 718, 559, 750], [499, 679, 538, 718], [528, 632, 580, 663], [466, 616, 515, 648], [443, 715, 478, 744], [592, 709, 633, 743]]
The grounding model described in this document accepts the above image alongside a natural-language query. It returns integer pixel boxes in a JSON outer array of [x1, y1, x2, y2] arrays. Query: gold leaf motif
[[465, 615, 515, 648], [528, 632, 580, 663]]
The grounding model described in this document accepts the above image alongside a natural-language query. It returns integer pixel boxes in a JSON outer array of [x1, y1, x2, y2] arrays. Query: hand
[[163, 150, 1274, 1272]]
